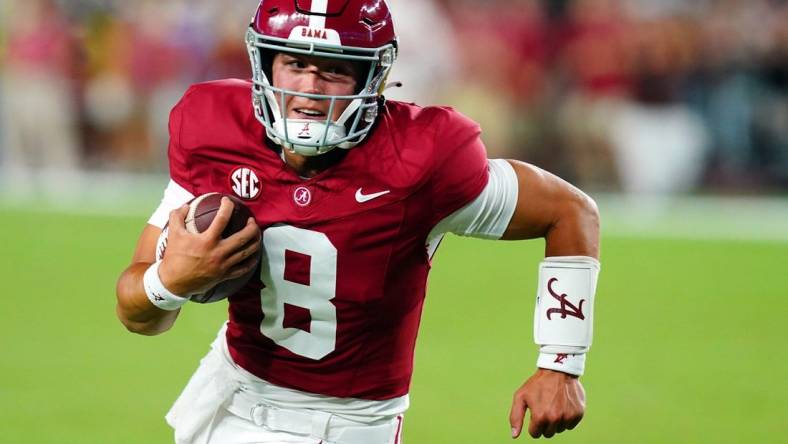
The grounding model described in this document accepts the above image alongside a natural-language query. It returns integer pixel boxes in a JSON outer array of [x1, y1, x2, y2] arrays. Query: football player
[[116, 1, 600, 443]]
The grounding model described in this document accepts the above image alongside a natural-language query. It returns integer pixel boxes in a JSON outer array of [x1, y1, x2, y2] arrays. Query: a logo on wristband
[[546, 277, 586, 320], [554, 353, 569, 364], [153, 292, 165, 302]]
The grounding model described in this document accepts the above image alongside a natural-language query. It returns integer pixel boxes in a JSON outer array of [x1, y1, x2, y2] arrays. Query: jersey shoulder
[[167, 79, 271, 193], [178, 78, 252, 107], [369, 101, 486, 187], [174, 78, 252, 119], [169, 79, 261, 151], [383, 100, 482, 155], [358, 101, 489, 221]]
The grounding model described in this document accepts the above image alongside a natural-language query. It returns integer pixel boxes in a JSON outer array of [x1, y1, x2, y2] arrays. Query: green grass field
[[1, 205, 786, 443]]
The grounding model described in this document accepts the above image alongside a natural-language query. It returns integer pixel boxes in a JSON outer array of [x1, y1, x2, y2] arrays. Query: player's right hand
[[158, 197, 261, 296]]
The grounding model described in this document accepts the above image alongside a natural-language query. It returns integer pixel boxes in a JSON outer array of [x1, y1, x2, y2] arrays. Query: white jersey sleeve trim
[[147, 180, 196, 228], [427, 159, 518, 244]]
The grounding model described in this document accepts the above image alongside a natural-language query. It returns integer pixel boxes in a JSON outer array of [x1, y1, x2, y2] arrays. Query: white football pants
[[190, 405, 403, 444], [167, 325, 405, 444]]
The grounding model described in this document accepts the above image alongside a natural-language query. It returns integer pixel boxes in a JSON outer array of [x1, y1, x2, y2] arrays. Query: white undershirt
[[426, 158, 519, 258], [148, 180, 196, 228]]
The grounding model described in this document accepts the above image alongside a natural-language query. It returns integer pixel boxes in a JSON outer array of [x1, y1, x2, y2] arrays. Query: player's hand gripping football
[[509, 368, 585, 439], [158, 197, 261, 296]]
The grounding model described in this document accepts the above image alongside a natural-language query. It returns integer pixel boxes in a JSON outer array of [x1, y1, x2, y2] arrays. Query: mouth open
[[293, 108, 327, 120]]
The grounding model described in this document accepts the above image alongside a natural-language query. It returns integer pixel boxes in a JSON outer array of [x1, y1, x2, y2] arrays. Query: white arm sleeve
[[147, 180, 196, 228], [428, 159, 518, 242]]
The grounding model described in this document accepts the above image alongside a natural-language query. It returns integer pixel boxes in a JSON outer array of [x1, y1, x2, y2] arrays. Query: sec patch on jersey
[[156, 192, 259, 303]]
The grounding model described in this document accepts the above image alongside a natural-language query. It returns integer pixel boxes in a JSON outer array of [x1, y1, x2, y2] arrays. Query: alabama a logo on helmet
[[298, 122, 312, 138], [230, 167, 261, 200]]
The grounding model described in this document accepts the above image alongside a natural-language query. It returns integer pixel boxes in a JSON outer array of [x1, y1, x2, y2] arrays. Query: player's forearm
[[534, 194, 599, 377], [116, 262, 179, 335], [543, 191, 600, 259], [501, 160, 600, 257]]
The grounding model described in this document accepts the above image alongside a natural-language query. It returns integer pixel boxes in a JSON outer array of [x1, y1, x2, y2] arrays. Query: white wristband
[[537, 352, 586, 376], [534, 256, 599, 376], [143, 261, 189, 311]]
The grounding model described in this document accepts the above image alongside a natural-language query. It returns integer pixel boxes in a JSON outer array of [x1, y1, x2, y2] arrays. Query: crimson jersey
[[168, 79, 489, 400]]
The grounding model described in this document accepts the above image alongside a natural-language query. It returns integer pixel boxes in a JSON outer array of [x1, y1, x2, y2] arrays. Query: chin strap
[[273, 119, 349, 156]]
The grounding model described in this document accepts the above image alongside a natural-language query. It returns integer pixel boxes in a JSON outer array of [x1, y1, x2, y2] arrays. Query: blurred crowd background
[[1, 0, 787, 197]]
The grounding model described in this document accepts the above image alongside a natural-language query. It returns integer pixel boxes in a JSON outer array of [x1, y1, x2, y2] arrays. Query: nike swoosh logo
[[355, 188, 390, 203]]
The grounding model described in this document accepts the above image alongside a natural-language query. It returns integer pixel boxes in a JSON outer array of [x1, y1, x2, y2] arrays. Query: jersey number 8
[[259, 224, 337, 360]]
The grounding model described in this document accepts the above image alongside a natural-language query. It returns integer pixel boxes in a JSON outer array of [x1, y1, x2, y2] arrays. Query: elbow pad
[[534, 256, 599, 375]]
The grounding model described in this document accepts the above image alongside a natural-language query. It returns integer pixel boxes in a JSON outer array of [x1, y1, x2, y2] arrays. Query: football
[[155, 192, 259, 303]]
